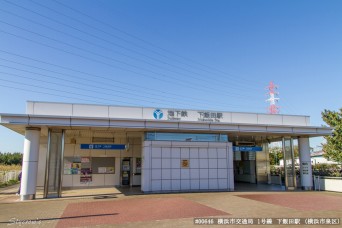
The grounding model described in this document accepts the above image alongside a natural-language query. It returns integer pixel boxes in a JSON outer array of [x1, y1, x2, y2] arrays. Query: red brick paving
[[237, 194, 342, 211], [56, 197, 230, 227]]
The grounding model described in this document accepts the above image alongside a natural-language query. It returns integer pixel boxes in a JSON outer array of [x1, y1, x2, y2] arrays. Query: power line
[[0, 1, 270, 112], [54, 0, 263, 86], [0, 52, 192, 102], [0, 61, 172, 102], [0, 84, 109, 105], [0, 3, 260, 94], [0, 50, 255, 106], [0, 51, 264, 109], [0, 8, 254, 92], [5, 0, 262, 90], [0, 8, 258, 93], [0, 65, 263, 109], [0, 64, 243, 108], [0, 28, 260, 100], [0, 75, 265, 111], [0, 69, 181, 106], [0, 77, 163, 107], [0, 49, 176, 98]]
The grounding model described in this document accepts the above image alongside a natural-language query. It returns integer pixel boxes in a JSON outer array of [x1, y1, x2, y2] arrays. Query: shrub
[[0, 179, 19, 188], [270, 165, 300, 176], [312, 164, 342, 177]]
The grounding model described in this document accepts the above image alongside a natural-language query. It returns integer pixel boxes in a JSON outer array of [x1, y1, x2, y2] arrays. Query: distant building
[[310, 151, 339, 165], [279, 151, 339, 166]]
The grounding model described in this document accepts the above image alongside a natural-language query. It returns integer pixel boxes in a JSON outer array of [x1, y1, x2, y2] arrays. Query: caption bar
[[194, 218, 340, 225]]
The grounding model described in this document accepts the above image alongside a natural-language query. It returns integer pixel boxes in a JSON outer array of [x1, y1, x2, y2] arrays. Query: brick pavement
[[0, 185, 341, 227], [56, 197, 229, 227], [237, 193, 342, 211]]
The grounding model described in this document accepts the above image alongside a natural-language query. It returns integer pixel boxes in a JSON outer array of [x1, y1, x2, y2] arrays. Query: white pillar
[[227, 142, 234, 191], [299, 137, 313, 190], [141, 141, 152, 192], [20, 127, 41, 200]]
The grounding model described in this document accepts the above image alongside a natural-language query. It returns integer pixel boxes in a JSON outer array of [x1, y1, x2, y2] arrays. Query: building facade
[[0, 101, 332, 200]]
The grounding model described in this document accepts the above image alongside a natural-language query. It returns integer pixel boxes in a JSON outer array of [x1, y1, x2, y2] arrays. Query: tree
[[268, 144, 299, 166], [269, 146, 283, 165], [0, 152, 23, 165], [321, 108, 342, 163]]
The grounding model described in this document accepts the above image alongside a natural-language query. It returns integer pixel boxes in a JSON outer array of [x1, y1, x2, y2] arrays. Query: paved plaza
[[0, 184, 341, 227]]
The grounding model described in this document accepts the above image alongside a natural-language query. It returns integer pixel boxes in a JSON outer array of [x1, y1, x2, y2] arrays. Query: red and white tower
[[266, 81, 280, 114]]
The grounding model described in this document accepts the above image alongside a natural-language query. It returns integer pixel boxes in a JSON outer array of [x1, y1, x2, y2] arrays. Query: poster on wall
[[73, 156, 81, 163], [81, 157, 90, 163], [80, 157, 92, 182], [136, 158, 141, 174], [106, 167, 114, 173], [80, 168, 92, 183], [64, 162, 72, 174], [71, 163, 81, 174], [98, 167, 115, 174], [98, 167, 107, 174]]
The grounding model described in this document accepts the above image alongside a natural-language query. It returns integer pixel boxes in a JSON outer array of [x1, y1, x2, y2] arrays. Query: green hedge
[[270, 164, 342, 177], [312, 164, 341, 177]]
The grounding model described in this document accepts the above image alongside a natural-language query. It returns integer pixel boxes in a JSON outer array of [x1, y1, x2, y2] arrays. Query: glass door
[[282, 137, 296, 190], [44, 130, 64, 198]]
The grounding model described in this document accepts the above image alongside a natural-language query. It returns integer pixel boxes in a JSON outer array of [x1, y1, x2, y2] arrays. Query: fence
[[0, 170, 21, 183], [313, 176, 342, 192]]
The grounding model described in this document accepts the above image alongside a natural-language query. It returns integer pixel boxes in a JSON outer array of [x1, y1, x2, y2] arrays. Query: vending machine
[[121, 158, 131, 186]]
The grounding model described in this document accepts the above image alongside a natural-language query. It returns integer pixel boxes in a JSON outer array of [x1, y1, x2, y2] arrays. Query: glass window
[[145, 132, 228, 142]]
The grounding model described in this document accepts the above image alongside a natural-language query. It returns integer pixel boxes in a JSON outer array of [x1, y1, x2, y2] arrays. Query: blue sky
[[0, 0, 341, 152]]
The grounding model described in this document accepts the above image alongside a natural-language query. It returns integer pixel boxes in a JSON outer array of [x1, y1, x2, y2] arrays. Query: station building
[[0, 101, 332, 201]]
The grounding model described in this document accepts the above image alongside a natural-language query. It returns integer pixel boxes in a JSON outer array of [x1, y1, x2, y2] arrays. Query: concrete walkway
[[0, 185, 341, 227]]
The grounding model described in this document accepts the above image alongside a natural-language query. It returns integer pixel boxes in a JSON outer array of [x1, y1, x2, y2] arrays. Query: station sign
[[233, 146, 263, 152], [80, 144, 126, 150]]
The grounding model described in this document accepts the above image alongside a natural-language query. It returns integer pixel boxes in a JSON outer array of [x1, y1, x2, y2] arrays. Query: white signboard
[[143, 108, 230, 123]]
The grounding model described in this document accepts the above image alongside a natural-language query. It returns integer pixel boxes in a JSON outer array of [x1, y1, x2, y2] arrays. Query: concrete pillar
[[299, 137, 313, 190], [227, 142, 234, 191], [20, 127, 41, 200]]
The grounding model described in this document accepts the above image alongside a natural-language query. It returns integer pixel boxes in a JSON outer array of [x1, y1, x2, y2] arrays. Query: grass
[[0, 165, 21, 188], [0, 164, 22, 172], [0, 179, 19, 188]]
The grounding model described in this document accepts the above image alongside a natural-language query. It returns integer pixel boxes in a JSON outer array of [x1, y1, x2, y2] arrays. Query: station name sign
[[233, 146, 263, 152], [80, 144, 126, 150], [155, 109, 224, 122]]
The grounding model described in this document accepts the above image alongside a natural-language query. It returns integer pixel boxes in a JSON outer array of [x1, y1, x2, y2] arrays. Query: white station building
[[0, 101, 332, 201]]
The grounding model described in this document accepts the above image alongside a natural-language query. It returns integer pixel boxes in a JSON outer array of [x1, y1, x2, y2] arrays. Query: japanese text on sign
[[193, 218, 340, 225]]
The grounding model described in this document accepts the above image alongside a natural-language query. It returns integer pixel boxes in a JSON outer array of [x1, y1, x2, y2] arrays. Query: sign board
[[148, 108, 226, 122], [301, 162, 310, 175], [181, 159, 190, 168], [98, 167, 115, 174], [233, 146, 263, 152], [80, 144, 126, 150]]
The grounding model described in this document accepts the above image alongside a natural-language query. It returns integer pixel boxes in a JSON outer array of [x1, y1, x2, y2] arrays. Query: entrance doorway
[[283, 137, 296, 190], [44, 130, 64, 198]]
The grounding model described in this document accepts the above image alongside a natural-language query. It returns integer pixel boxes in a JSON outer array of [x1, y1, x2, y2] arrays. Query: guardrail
[[0, 170, 21, 183]]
